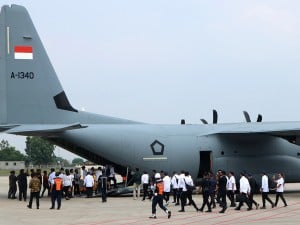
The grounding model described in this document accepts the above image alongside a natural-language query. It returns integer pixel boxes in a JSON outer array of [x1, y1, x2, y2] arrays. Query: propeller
[[243, 111, 263, 122], [201, 109, 218, 124]]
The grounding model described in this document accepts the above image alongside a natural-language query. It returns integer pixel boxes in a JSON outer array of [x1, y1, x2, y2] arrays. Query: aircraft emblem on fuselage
[[150, 140, 164, 155]]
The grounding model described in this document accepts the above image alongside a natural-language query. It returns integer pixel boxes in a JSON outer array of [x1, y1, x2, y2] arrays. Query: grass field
[[0, 170, 10, 176]]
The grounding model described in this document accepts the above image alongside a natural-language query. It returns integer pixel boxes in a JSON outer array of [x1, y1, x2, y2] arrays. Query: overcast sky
[[1, 1, 300, 161]]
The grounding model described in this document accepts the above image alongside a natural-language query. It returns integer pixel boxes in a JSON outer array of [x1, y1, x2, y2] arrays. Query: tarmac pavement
[[1, 176, 300, 225]]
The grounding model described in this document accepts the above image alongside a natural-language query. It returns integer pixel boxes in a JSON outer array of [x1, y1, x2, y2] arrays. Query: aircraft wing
[[0, 124, 19, 132], [3, 123, 87, 136], [214, 121, 300, 144]]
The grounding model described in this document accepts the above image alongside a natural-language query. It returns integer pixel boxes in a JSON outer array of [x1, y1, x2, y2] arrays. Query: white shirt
[[141, 173, 149, 184], [84, 174, 94, 187], [227, 175, 237, 191], [276, 177, 284, 192], [163, 175, 171, 192], [178, 173, 186, 191], [96, 170, 102, 181], [261, 175, 269, 192], [184, 175, 194, 187], [48, 171, 56, 184], [239, 176, 251, 194], [171, 174, 179, 189], [63, 174, 72, 186]]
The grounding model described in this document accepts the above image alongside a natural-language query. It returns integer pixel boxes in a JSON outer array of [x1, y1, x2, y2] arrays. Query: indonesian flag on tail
[[14, 46, 33, 59]]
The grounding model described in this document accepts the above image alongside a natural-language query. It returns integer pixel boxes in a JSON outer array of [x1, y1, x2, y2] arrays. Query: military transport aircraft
[[1, 5, 300, 181]]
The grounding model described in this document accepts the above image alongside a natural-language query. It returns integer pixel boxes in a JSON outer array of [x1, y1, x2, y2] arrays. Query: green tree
[[25, 137, 55, 165], [0, 140, 27, 161], [72, 157, 84, 165]]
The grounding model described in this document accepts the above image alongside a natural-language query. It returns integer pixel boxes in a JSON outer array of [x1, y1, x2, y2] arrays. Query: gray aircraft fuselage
[[46, 119, 300, 182]]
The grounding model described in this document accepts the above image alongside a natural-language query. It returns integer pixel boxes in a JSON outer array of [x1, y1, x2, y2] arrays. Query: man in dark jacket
[[17, 169, 28, 201], [218, 171, 227, 213], [8, 170, 17, 199]]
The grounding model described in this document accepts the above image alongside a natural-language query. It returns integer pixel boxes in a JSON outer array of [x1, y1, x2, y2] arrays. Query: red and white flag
[[14, 46, 33, 60]]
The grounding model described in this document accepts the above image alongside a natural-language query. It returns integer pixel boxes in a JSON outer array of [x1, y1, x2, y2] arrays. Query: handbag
[[184, 178, 195, 191]]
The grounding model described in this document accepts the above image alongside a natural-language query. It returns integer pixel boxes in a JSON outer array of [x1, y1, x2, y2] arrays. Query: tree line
[[0, 137, 85, 166]]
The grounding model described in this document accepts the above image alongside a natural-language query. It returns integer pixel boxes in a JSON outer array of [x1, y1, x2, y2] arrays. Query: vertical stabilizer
[[0, 5, 77, 125]]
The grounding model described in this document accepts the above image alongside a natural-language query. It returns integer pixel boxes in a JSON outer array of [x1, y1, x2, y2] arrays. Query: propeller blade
[[257, 114, 262, 122], [213, 109, 218, 124], [200, 119, 208, 124], [243, 111, 251, 122]]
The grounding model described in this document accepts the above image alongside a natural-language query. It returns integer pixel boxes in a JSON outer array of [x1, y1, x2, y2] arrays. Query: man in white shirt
[[227, 171, 237, 207], [178, 170, 187, 212], [274, 172, 287, 207], [235, 172, 252, 211], [171, 172, 179, 205], [163, 172, 171, 204], [84, 172, 94, 198], [141, 171, 149, 201], [260, 172, 274, 209]]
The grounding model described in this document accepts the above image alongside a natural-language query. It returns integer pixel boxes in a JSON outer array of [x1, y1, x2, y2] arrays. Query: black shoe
[[49, 207, 54, 209], [37, 207, 39, 209], [247, 208, 252, 211], [149, 215, 156, 219], [178, 209, 185, 212], [205, 210, 212, 212], [57, 207, 60, 210], [230, 203, 236, 207], [175, 203, 179, 206], [260, 206, 266, 209], [284, 204, 288, 207], [256, 204, 259, 210], [168, 211, 171, 219], [272, 203, 275, 208], [219, 207, 227, 213], [198, 208, 203, 212], [27, 205, 32, 209], [235, 207, 240, 210]]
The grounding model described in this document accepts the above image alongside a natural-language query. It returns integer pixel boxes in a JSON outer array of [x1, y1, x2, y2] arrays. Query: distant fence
[[0, 161, 25, 170]]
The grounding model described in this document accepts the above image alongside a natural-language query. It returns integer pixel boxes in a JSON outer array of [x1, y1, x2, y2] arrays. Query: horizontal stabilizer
[[0, 124, 19, 132], [6, 123, 87, 136]]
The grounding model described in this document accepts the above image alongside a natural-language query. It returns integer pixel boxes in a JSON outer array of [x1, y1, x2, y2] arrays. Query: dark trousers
[[8, 185, 17, 198], [28, 191, 40, 208], [152, 195, 167, 214], [237, 193, 251, 209], [200, 192, 211, 211], [262, 192, 273, 207], [101, 188, 107, 202], [51, 190, 62, 209], [172, 188, 180, 203], [86, 187, 93, 198], [180, 190, 187, 210], [164, 192, 170, 203], [186, 190, 198, 210], [74, 184, 80, 196], [209, 191, 216, 208], [227, 190, 235, 206], [63, 186, 71, 199], [219, 190, 227, 209], [41, 185, 49, 197], [275, 192, 287, 206], [249, 192, 258, 208], [142, 183, 149, 200], [19, 187, 27, 201]]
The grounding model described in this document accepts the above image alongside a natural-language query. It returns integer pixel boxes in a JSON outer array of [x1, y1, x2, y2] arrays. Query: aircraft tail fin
[[0, 5, 78, 125]]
